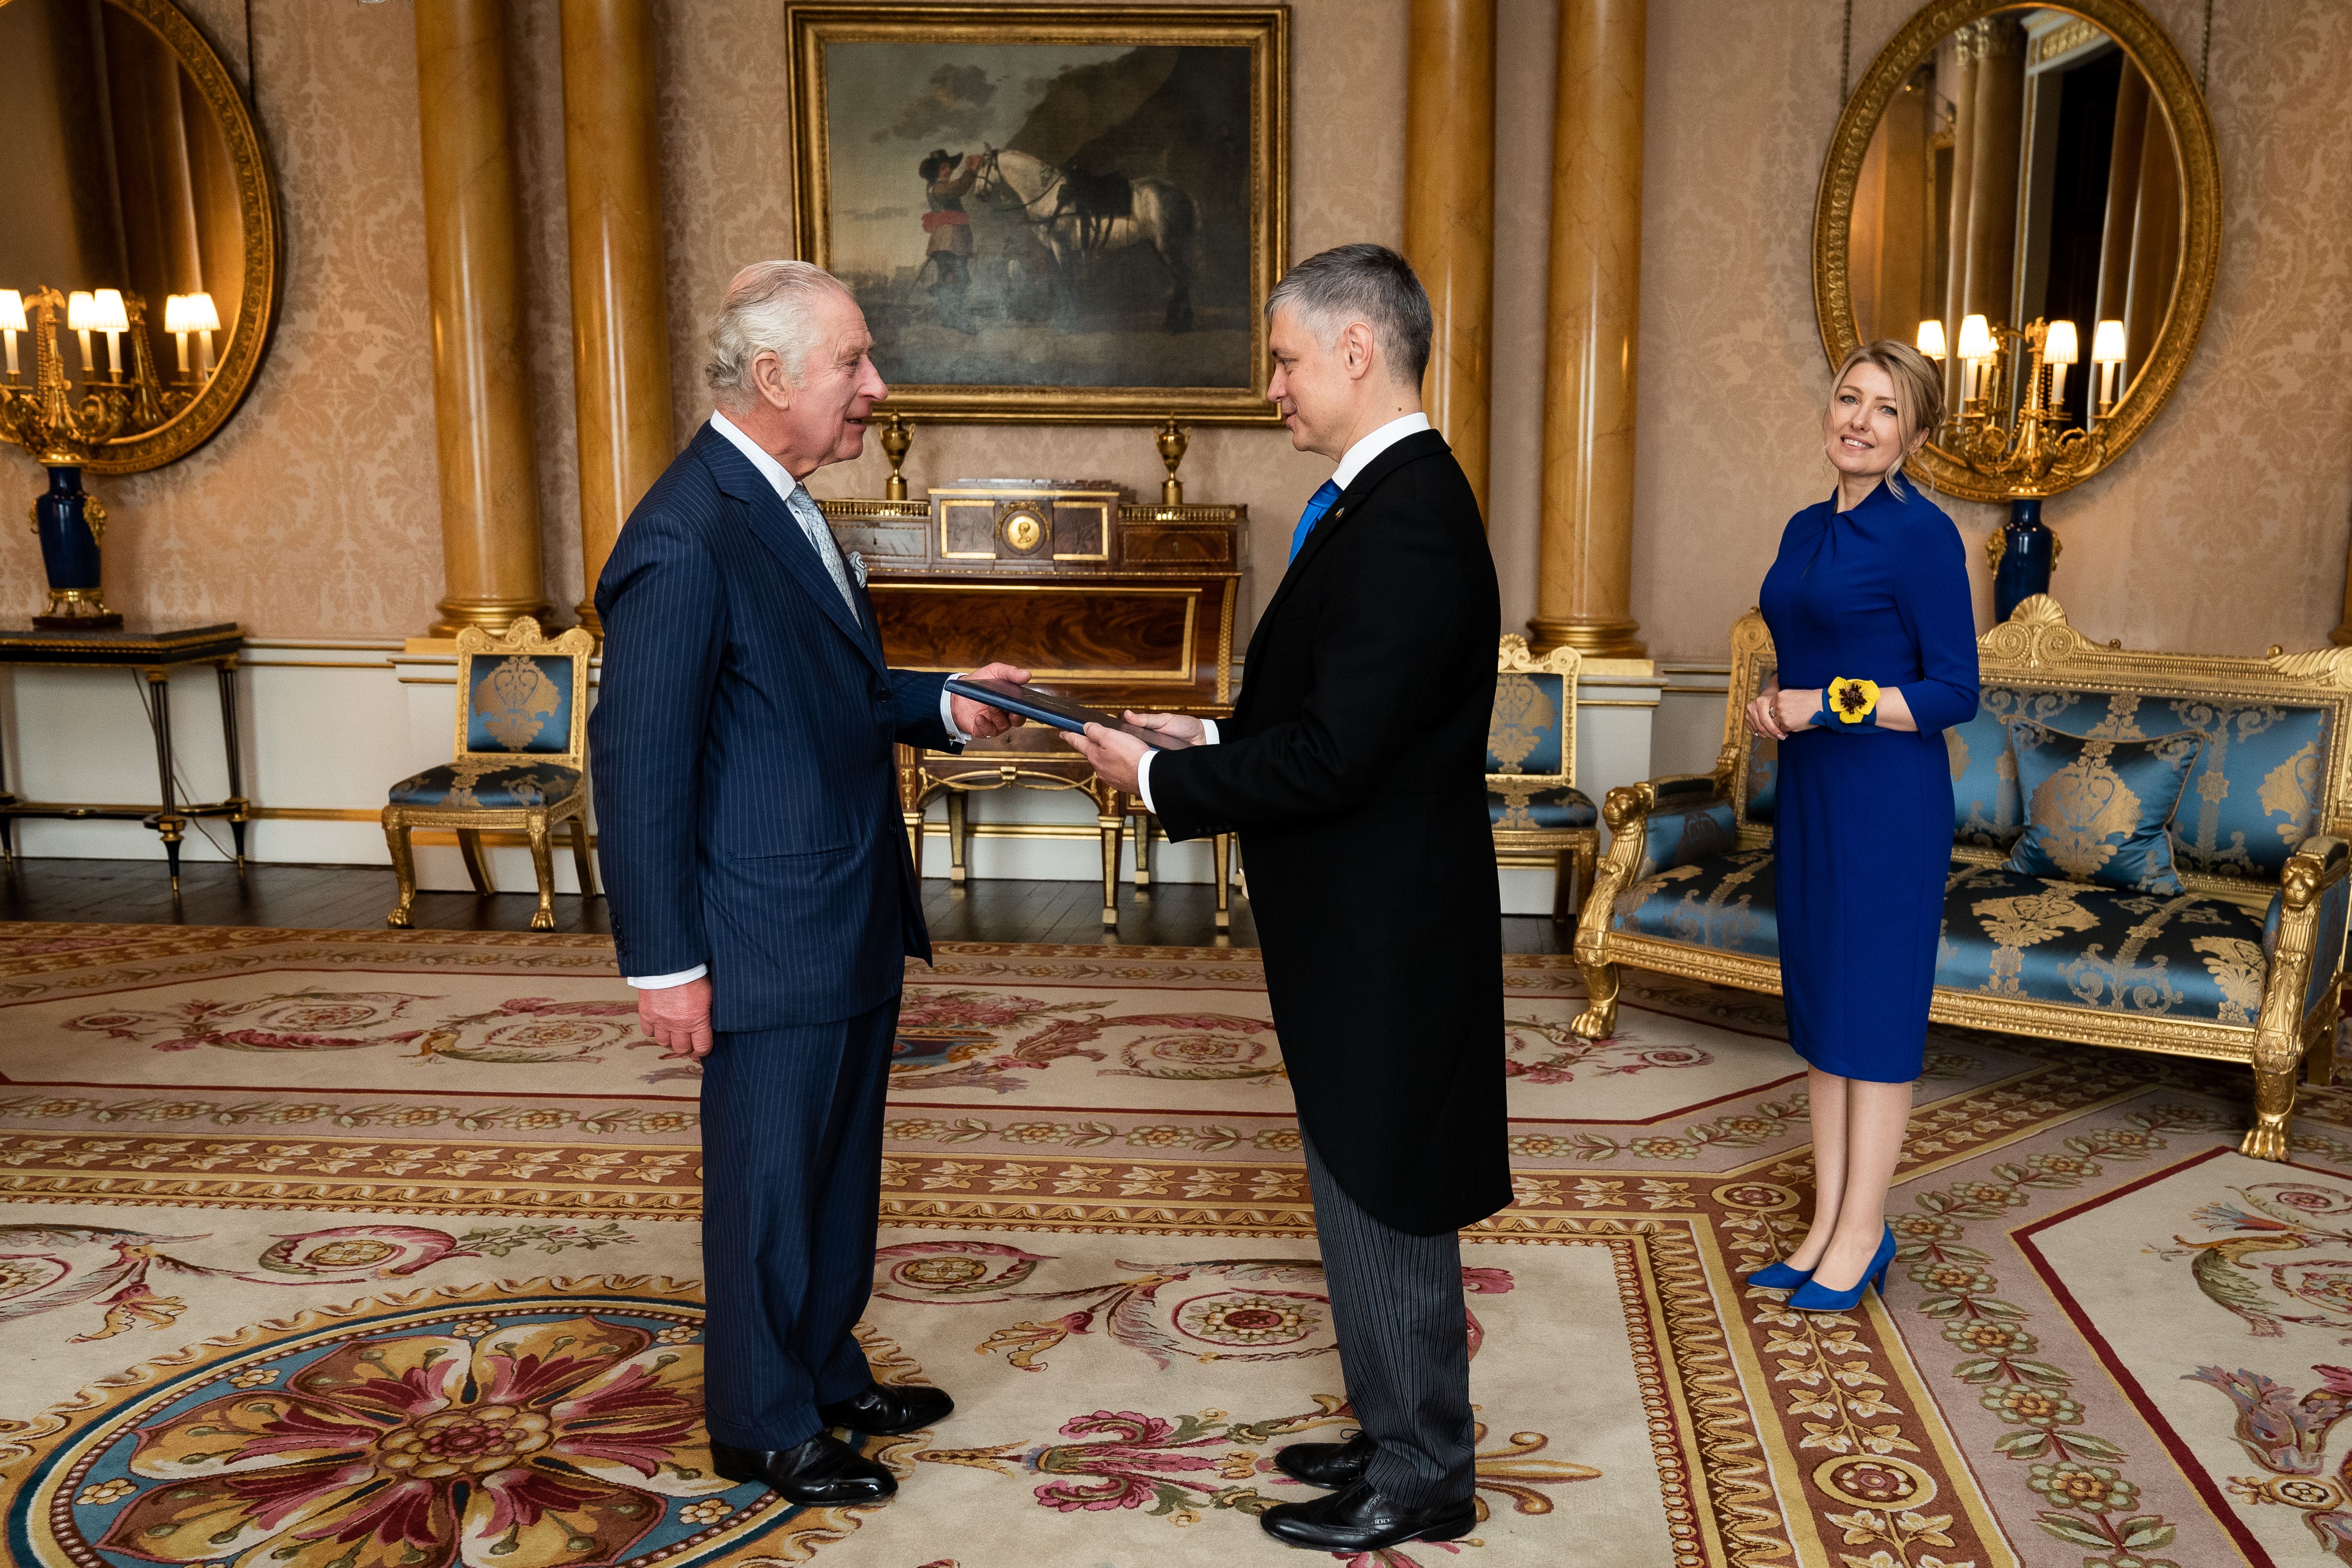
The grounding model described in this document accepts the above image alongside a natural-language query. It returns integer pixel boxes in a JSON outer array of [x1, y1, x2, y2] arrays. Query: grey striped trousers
[[1302, 1132, 1477, 1506]]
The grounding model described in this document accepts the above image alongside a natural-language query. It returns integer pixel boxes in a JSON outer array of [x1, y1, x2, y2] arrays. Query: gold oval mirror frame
[[1813, 0, 2218, 504], [0, 0, 280, 475]]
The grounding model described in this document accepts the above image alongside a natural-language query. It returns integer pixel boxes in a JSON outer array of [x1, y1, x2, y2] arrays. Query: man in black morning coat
[[1064, 243, 1507, 1555]]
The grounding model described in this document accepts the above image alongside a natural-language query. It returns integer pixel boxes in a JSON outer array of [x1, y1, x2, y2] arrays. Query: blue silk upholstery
[[1967, 687, 2329, 882], [1611, 851, 2279, 1028], [1947, 704, 2024, 848], [389, 760, 583, 809], [1940, 863, 2270, 1023], [2002, 724, 2203, 894], [1489, 783, 1596, 830], [1742, 658, 1779, 823], [1635, 800, 1738, 880], [1487, 671, 1568, 776], [463, 654, 577, 756]]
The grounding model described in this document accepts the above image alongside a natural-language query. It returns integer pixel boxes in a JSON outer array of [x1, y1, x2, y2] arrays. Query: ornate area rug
[[4, 924, 2352, 1566]]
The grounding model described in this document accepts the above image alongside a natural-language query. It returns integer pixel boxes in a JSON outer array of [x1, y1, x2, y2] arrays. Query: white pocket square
[[848, 550, 868, 587]]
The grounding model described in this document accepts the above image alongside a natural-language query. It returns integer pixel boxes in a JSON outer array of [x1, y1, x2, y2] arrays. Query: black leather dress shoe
[[815, 1380, 954, 1436], [711, 1435, 896, 1506], [1260, 1478, 1477, 1552], [1273, 1431, 1375, 1489]]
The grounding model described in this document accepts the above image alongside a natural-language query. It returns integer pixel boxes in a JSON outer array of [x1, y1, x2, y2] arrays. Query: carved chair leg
[[456, 829, 496, 896], [1098, 814, 1123, 928], [383, 817, 418, 929], [526, 814, 556, 931], [1212, 831, 1232, 930], [1132, 811, 1154, 890], [567, 816, 596, 899], [2243, 1047, 2299, 1162], [1572, 958, 1621, 1042], [946, 790, 970, 884]]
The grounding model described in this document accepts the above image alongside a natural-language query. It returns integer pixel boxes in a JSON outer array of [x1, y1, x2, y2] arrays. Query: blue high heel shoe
[[1787, 1227, 1896, 1313], [1747, 1258, 1815, 1290]]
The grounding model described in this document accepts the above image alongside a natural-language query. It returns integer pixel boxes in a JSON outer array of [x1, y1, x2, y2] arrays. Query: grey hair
[[704, 260, 853, 407], [1266, 243, 1433, 386]]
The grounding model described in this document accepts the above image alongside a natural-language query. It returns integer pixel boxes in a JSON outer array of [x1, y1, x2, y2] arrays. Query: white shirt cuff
[[940, 681, 970, 744], [627, 965, 707, 989], [1135, 720, 1217, 816]]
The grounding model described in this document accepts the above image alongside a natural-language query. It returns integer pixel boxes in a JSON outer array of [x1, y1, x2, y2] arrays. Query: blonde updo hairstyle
[[1827, 339, 1944, 499]]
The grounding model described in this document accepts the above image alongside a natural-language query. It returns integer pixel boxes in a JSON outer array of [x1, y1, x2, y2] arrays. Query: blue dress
[[1757, 478, 1979, 1082]]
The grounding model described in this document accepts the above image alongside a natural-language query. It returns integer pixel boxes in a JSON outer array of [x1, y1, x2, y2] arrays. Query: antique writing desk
[[0, 622, 249, 889], [825, 482, 1246, 926]]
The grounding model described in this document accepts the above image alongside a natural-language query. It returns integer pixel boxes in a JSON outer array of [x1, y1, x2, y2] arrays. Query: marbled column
[[1403, 0, 1496, 522], [1938, 25, 1981, 419], [1528, 0, 1645, 658], [1961, 17, 2025, 331], [414, 0, 551, 636], [560, 0, 675, 633]]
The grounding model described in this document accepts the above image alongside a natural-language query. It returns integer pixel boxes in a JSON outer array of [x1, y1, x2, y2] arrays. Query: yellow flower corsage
[[1824, 677, 1881, 726]]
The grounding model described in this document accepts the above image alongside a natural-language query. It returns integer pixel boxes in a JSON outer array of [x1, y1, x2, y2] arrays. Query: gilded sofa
[[1571, 597, 2352, 1160]]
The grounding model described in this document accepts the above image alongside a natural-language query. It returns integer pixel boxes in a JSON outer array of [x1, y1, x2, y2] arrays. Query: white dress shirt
[[629, 413, 968, 991], [1133, 411, 1432, 814]]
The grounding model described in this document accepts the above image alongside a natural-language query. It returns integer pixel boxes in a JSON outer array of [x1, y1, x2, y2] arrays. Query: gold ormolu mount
[[880, 411, 914, 501], [0, 287, 128, 466], [1156, 418, 1188, 506]]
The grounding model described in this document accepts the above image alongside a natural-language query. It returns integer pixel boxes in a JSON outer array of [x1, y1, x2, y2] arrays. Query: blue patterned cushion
[[1636, 800, 1738, 880], [1976, 687, 2329, 881], [465, 654, 576, 755], [2003, 724, 2202, 893], [1609, 846, 1779, 957], [1947, 705, 2024, 848], [1487, 670, 1568, 776], [1745, 734, 1778, 824], [1489, 783, 1595, 831], [1939, 863, 2269, 1025], [389, 761, 582, 809]]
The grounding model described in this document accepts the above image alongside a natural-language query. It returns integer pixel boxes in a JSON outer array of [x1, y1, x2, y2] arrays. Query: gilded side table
[[0, 622, 249, 889]]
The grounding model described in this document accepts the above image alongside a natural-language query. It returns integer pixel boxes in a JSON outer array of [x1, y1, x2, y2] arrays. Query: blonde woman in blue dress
[[1742, 341, 1978, 1312]]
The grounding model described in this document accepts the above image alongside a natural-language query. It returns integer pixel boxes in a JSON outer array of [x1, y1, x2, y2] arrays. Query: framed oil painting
[[786, 4, 1288, 424]]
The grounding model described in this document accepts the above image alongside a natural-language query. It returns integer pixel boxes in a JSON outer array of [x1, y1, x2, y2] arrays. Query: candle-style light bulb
[[1955, 314, 1994, 404], [1915, 319, 1947, 360], [67, 290, 96, 373], [174, 290, 221, 377], [2091, 319, 2126, 413], [164, 294, 193, 372], [90, 288, 128, 376], [2043, 320, 2078, 409], [0, 289, 22, 379]]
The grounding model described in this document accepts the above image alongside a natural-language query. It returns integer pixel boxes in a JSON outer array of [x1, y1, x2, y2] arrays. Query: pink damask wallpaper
[[0, 0, 2343, 661]]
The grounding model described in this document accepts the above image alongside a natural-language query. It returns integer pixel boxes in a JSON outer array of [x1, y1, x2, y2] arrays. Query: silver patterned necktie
[[784, 484, 858, 611]]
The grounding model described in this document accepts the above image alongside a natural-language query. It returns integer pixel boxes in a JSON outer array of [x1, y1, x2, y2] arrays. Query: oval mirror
[[1814, 0, 2217, 503], [0, 0, 279, 474]]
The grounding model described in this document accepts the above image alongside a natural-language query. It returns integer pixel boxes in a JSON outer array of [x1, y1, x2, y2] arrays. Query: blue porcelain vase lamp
[[0, 286, 128, 629]]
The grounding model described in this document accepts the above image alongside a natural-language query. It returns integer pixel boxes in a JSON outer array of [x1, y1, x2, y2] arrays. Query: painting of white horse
[[791, 12, 1285, 421]]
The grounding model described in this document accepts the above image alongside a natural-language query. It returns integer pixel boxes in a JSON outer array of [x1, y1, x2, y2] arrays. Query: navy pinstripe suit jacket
[[589, 420, 955, 1031]]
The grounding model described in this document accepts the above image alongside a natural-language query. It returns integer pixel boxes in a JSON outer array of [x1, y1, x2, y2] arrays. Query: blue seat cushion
[[389, 760, 583, 810], [1490, 783, 1596, 831], [1609, 851, 2274, 1028]]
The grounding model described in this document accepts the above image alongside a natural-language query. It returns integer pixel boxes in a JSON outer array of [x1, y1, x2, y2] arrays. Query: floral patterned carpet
[[3, 924, 2352, 1567]]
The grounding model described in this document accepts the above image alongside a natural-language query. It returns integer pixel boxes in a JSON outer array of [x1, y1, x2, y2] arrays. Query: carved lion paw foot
[[2240, 1123, 2291, 1162], [1570, 1006, 1617, 1043]]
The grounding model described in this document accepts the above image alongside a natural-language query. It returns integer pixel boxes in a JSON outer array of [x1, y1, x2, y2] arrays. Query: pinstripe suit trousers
[[1303, 1132, 1477, 1506], [699, 998, 899, 1449]]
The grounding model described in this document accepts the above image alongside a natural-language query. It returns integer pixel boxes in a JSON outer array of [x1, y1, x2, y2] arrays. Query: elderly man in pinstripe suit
[[589, 261, 1028, 1508]]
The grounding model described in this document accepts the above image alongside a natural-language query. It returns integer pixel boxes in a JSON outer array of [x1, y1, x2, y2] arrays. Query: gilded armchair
[[383, 617, 596, 931], [1489, 635, 1598, 922]]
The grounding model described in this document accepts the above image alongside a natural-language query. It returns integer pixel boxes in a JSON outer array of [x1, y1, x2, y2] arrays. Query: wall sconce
[[0, 290, 22, 379], [2091, 319, 2127, 420], [165, 292, 220, 377]]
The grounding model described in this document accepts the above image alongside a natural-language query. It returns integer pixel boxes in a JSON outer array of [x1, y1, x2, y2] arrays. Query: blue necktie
[[1288, 479, 1342, 563]]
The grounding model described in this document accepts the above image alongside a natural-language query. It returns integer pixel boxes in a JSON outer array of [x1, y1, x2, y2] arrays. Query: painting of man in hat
[[918, 148, 979, 335]]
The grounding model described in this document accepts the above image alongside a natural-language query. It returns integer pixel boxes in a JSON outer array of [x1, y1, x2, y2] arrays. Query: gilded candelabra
[[0, 287, 129, 627]]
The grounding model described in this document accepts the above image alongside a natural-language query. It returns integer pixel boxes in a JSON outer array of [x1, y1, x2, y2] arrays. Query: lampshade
[[2044, 319, 2079, 365], [66, 291, 95, 331], [1915, 319, 1947, 359], [87, 289, 129, 333], [1955, 314, 1995, 360], [165, 292, 220, 334], [2092, 319, 2127, 364], [0, 290, 22, 333]]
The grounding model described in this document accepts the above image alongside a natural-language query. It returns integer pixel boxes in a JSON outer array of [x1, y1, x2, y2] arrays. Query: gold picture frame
[[786, 3, 1288, 425], [1811, 0, 2218, 503]]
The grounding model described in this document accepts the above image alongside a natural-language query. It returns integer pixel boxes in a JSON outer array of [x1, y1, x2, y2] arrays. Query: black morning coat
[[1148, 429, 1510, 1236]]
